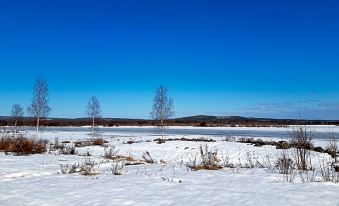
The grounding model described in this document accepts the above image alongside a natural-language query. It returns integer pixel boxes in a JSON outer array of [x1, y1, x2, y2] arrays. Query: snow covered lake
[[18, 125, 339, 140], [1, 126, 339, 206]]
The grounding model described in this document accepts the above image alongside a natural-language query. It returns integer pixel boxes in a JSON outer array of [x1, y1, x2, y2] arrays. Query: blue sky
[[0, 0, 338, 119]]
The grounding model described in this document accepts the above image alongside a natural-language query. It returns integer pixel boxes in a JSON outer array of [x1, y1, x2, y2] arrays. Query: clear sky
[[0, 0, 338, 119]]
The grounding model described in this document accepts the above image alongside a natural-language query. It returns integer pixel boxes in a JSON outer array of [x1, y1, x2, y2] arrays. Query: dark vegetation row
[[1, 117, 338, 127]]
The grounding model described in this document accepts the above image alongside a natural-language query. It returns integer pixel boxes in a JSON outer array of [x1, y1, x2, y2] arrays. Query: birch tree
[[87, 96, 101, 137], [151, 86, 174, 141], [28, 79, 51, 137], [11, 104, 24, 134]]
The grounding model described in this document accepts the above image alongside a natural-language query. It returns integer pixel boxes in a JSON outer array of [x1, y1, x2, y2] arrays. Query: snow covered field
[[1, 126, 339, 206]]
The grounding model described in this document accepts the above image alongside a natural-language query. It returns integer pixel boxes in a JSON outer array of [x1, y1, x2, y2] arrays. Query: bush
[[111, 159, 126, 175], [50, 138, 64, 151], [187, 145, 222, 171], [0, 136, 47, 155], [103, 147, 119, 159], [59, 158, 97, 176], [289, 126, 313, 170], [275, 150, 295, 182], [319, 158, 339, 183], [326, 132, 338, 162]]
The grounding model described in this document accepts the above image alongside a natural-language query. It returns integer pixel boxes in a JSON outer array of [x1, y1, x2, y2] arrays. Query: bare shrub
[[221, 151, 235, 168], [200, 145, 220, 167], [82, 158, 97, 176], [289, 125, 313, 170], [53, 137, 62, 149], [242, 152, 265, 168], [263, 153, 275, 170], [0, 136, 47, 155], [298, 169, 317, 183], [103, 147, 119, 159], [60, 163, 81, 174], [275, 150, 295, 182], [49, 137, 65, 152], [187, 145, 222, 170], [326, 132, 338, 162], [319, 157, 339, 183], [59, 158, 97, 176], [111, 159, 126, 175]]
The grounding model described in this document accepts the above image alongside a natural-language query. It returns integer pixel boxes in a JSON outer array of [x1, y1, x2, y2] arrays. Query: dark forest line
[[1, 115, 338, 127]]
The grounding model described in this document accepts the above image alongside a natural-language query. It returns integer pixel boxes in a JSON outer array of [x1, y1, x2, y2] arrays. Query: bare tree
[[87, 96, 101, 137], [11, 104, 24, 134], [28, 78, 51, 137], [151, 86, 174, 141]]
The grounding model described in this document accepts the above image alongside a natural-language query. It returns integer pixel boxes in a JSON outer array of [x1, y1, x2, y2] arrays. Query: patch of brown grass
[[189, 165, 223, 171], [0, 136, 47, 155], [92, 137, 108, 146]]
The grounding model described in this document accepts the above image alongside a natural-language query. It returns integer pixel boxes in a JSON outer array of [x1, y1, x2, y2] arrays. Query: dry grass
[[59, 158, 98, 176], [92, 137, 108, 146], [103, 147, 145, 167], [189, 165, 223, 171], [111, 159, 126, 175], [103, 147, 119, 159], [275, 150, 295, 182], [187, 145, 223, 171], [0, 136, 47, 155]]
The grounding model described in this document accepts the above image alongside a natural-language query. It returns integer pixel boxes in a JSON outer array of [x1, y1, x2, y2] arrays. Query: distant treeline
[[1, 117, 338, 127]]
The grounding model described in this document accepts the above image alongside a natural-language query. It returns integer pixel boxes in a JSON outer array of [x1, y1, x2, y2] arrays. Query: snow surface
[[1, 127, 339, 206]]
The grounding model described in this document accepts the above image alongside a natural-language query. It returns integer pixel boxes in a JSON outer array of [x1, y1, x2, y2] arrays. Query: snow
[[1, 127, 339, 206]]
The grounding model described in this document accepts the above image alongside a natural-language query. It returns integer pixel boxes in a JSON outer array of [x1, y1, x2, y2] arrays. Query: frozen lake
[[17, 125, 339, 140]]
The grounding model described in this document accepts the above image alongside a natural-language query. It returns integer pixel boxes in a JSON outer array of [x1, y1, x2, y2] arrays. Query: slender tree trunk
[[161, 119, 164, 140], [14, 119, 18, 137], [36, 116, 40, 138], [92, 116, 95, 137]]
